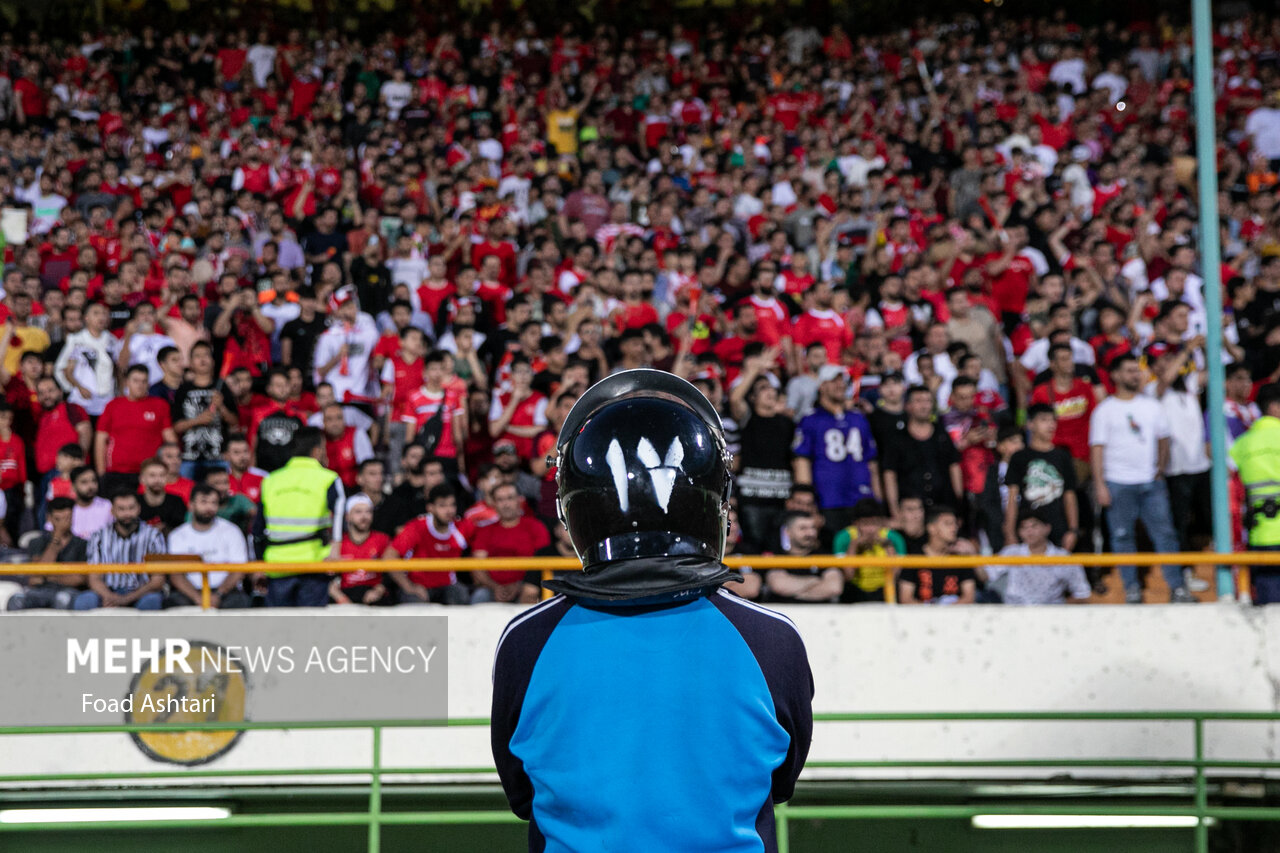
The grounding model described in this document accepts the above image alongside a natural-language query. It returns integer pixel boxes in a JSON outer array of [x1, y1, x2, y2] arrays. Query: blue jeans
[[1106, 480, 1184, 593], [180, 459, 228, 482], [1251, 545, 1280, 605], [73, 589, 164, 610], [266, 574, 330, 607]]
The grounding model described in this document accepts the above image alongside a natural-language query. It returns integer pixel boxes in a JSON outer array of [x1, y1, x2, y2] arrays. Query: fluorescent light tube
[[973, 814, 1205, 830], [0, 806, 231, 824]]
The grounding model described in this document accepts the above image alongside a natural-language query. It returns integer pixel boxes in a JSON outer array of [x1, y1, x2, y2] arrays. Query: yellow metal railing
[[0, 551, 1273, 609]]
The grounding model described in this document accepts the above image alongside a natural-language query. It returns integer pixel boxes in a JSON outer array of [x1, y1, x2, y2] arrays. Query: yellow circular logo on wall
[[125, 641, 248, 766]]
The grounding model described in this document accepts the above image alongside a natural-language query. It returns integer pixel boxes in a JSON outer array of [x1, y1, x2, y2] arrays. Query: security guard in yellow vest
[[253, 426, 345, 607], [1230, 382, 1280, 604]]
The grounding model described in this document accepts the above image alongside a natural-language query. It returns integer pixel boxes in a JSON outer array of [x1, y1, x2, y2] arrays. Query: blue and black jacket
[[491, 588, 813, 853]]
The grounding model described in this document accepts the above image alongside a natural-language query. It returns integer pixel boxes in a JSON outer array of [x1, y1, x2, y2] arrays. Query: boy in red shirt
[[330, 495, 392, 605], [383, 484, 469, 605]]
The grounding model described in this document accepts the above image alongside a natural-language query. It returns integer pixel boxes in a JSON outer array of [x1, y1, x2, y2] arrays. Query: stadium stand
[[0, 9, 1271, 607]]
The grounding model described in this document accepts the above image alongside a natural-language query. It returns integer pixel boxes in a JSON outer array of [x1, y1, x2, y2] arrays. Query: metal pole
[[1192, 0, 1234, 597], [369, 726, 382, 853]]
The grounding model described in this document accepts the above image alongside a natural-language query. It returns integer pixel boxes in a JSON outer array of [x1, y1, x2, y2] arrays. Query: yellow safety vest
[[260, 456, 339, 574], [1230, 416, 1280, 546]]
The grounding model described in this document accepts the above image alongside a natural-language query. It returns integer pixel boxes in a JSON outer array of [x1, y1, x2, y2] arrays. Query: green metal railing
[[4, 712, 1280, 853]]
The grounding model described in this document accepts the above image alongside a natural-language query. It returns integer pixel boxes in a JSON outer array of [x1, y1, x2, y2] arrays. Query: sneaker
[[1171, 587, 1198, 604], [1125, 587, 1144, 604], [1184, 571, 1210, 593]]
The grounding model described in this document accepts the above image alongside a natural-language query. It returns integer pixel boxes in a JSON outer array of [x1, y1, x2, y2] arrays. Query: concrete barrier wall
[[5, 602, 1279, 786]]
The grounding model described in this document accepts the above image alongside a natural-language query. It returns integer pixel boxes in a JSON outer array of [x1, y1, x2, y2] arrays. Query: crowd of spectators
[[0, 8, 1275, 609]]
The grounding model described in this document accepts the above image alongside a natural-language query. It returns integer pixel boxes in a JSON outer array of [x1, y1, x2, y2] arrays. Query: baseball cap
[[818, 364, 848, 384], [328, 284, 357, 313], [494, 439, 518, 455]]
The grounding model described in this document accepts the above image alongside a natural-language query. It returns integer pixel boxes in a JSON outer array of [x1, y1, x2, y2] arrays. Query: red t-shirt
[[325, 428, 363, 488], [339, 531, 390, 588], [165, 477, 195, 504], [382, 354, 424, 422], [791, 309, 853, 362], [456, 501, 499, 543], [416, 281, 457, 325], [404, 386, 460, 458], [0, 433, 26, 491], [985, 252, 1036, 316], [35, 401, 88, 473], [748, 296, 791, 348], [97, 396, 172, 474], [612, 301, 660, 332], [229, 469, 266, 504], [389, 515, 466, 588], [471, 515, 551, 584], [1030, 379, 1098, 461], [490, 390, 547, 460]]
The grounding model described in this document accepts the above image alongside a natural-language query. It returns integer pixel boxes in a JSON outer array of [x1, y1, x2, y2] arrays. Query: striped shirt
[[87, 522, 168, 592]]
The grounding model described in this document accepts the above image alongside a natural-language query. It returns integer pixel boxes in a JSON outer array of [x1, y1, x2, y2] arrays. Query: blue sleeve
[[793, 416, 813, 459], [709, 590, 813, 802], [491, 596, 575, 820]]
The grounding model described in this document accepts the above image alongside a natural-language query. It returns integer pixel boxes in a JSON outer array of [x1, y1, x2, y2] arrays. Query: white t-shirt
[[381, 80, 414, 120], [168, 517, 249, 589], [313, 312, 381, 400], [1245, 106, 1280, 160], [1088, 394, 1172, 484], [1019, 336, 1096, 374], [126, 331, 178, 384], [1148, 383, 1210, 476], [247, 44, 278, 88], [985, 544, 1090, 605]]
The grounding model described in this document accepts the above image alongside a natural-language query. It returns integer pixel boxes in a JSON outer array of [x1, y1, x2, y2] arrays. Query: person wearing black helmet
[[491, 368, 813, 853]]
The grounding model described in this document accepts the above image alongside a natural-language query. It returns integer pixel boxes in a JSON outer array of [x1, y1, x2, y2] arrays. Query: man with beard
[[165, 483, 250, 609], [68, 465, 112, 540], [793, 365, 879, 546], [138, 458, 187, 534], [882, 386, 963, 519], [330, 494, 392, 606], [321, 402, 374, 489], [789, 280, 853, 365], [74, 490, 168, 611], [172, 341, 234, 481], [492, 439, 542, 508]]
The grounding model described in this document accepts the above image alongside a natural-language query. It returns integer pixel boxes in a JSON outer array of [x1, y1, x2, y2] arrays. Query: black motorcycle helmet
[[549, 369, 738, 601]]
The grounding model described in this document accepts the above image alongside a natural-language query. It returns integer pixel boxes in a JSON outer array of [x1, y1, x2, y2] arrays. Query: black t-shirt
[[881, 425, 961, 509], [280, 315, 327, 376], [373, 482, 427, 537], [301, 229, 347, 262], [736, 411, 795, 507], [1005, 445, 1078, 541], [898, 562, 977, 604], [172, 380, 223, 463], [254, 411, 304, 473], [867, 407, 907, 461], [140, 494, 187, 534]]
